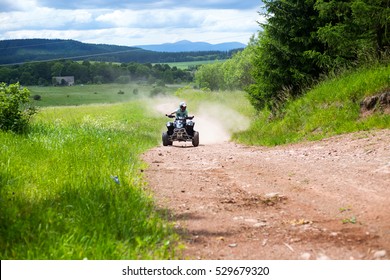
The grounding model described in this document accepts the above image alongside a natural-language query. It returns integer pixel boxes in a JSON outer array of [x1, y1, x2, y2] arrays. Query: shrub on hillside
[[0, 82, 37, 133]]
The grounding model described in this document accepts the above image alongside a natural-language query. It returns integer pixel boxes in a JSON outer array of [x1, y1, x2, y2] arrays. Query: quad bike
[[162, 114, 199, 147]]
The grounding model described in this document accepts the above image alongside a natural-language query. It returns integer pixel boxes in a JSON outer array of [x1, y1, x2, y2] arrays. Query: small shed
[[53, 76, 75, 86]]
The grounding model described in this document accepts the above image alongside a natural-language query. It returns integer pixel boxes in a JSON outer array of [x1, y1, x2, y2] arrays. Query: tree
[[51, 62, 64, 76], [0, 67, 12, 84], [194, 43, 255, 91], [195, 62, 224, 90], [133, 64, 151, 80], [248, 0, 324, 112], [223, 44, 255, 90], [351, 0, 390, 55], [20, 71, 34, 85], [314, 0, 368, 68], [0, 82, 37, 133], [313, 0, 389, 67]]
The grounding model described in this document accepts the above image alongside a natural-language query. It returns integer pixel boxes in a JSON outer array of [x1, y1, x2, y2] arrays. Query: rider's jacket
[[175, 108, 188, 118]]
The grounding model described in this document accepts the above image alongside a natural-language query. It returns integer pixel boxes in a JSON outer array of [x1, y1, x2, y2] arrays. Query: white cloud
[[200, 9, 258, 32], [96, 8, 209, 29], [94, 8, 259, 36], [0, 8, 96, 31], [0, 0, 39, 11], [0, 0, 263, 45]]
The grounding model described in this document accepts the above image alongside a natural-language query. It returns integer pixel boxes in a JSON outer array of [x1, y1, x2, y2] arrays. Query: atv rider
[[166, 101, 189, 118], [165, 101, 194, 135]]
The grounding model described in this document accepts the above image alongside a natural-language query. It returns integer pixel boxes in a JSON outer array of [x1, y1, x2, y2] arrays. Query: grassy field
[[28, 83, 178, 107], [80, 59, 223, 70], [0, 98, 180, 259], [164, 59, 226, 70]]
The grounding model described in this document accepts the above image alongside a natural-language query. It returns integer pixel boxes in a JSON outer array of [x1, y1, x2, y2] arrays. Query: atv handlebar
[[166, 114, 194, 120]]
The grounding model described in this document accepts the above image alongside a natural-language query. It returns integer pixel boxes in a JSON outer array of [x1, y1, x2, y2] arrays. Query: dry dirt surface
[[142, 129, 390, 260]]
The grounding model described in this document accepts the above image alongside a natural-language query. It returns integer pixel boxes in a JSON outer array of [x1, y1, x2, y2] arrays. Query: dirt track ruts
[[142, 129, 390, 260]]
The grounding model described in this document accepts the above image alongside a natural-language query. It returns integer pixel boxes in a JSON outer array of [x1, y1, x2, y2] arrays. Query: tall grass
[[0, 100, 180, 259], [233, 64, 390, 146]]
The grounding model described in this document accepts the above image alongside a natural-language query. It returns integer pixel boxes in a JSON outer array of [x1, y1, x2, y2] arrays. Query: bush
[[32, 95, 42, 101], [150, 87, 165, 97], [156, 80, 166, 87], [0, 82, 37, 133]]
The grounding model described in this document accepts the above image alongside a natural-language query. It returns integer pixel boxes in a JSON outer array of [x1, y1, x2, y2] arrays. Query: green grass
[[163, 59, 227, 70], [0, 100, 180, 259], [233, 64, 390, 146], [28, 83, 177, 107]]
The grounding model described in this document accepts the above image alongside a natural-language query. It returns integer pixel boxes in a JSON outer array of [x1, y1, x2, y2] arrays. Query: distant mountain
[[135, 40, 246, 52], [0, 39, 240, 65]]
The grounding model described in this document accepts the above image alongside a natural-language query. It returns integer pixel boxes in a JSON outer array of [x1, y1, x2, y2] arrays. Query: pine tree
[[248, 0, 324, 112]]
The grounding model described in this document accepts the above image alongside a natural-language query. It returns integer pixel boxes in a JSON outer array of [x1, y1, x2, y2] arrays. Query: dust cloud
[[153, 97, 250, 145], [195, 103, 250, 144]]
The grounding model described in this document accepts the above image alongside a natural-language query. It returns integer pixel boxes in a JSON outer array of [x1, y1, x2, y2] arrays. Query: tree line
[[0, 60, 194, 86], [195, 40, 256, 91]]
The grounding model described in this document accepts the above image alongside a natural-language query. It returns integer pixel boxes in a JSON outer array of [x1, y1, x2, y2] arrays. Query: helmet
[[179, 101, 187, 111]]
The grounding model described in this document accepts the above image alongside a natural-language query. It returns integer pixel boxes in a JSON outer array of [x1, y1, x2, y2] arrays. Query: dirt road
[[142, 129, 390, 260]]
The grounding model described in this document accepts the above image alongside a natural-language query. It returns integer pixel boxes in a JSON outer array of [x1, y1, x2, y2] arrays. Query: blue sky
[[0, 0, 264, 46]]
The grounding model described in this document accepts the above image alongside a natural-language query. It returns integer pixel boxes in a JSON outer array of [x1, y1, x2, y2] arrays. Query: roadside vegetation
[[0, 95, 181, 259], [233, 63, 390, 146]]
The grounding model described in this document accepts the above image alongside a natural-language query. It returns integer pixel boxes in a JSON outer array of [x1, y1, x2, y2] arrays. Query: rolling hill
[[0, 39, 243, 65]]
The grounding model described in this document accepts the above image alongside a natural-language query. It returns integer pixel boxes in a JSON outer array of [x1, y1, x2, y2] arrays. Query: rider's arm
[[166, 110, 177, 117]]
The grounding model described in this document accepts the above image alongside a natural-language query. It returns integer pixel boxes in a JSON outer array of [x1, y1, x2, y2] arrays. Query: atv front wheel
[[192, 131, 199, 147], [162, 132, 172, 146]]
